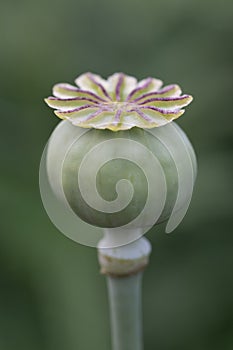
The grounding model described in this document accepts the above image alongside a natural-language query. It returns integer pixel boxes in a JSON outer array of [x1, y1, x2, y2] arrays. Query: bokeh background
[[1, 0, 233, 349]]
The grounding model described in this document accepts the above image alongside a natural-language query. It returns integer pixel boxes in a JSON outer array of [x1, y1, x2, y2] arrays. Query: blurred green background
[[1, 0, 233, 349]]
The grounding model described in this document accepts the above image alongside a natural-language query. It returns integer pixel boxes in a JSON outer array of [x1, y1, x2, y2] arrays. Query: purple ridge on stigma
[[55, 84, 107, 102], [126, 78, 153, 101], [58, 104, 97, 114], [132, 85, 178, 102], [115, 74, 124, 101], [130, 108, 154, 122], [47, 96, 101, 105], [86, 73, 112, 100], [84, 109, 106, 121], [74, 89, 108, 102], [138, 95, 190, 105], [156, 84, 177, 94], [114, 109, 122, 123], [139, 106, 180, 115]]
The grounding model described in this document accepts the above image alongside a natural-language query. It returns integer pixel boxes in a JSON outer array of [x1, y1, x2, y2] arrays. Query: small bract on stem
[[43, 72, 196, 350]]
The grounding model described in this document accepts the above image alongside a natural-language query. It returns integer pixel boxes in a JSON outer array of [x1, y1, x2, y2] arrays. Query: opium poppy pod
[[44, 73, 196, 236]]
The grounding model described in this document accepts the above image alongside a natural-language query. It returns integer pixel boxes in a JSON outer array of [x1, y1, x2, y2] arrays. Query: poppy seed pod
[[44, 72, 196, 237]]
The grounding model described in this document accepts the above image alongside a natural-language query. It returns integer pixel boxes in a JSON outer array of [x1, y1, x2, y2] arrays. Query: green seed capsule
[[46, 121, 196, 230]]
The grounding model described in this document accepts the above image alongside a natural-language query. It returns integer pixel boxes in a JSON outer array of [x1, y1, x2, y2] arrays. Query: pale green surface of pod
[[46, 120, 197, 230]]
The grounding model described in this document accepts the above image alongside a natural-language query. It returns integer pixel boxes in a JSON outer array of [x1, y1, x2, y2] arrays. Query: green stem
[[98, 234, 151, 350], [107, 272, 144, 350]]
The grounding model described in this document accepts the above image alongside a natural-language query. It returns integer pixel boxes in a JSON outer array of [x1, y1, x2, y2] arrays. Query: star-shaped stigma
[[45, 72, 193, 131]]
